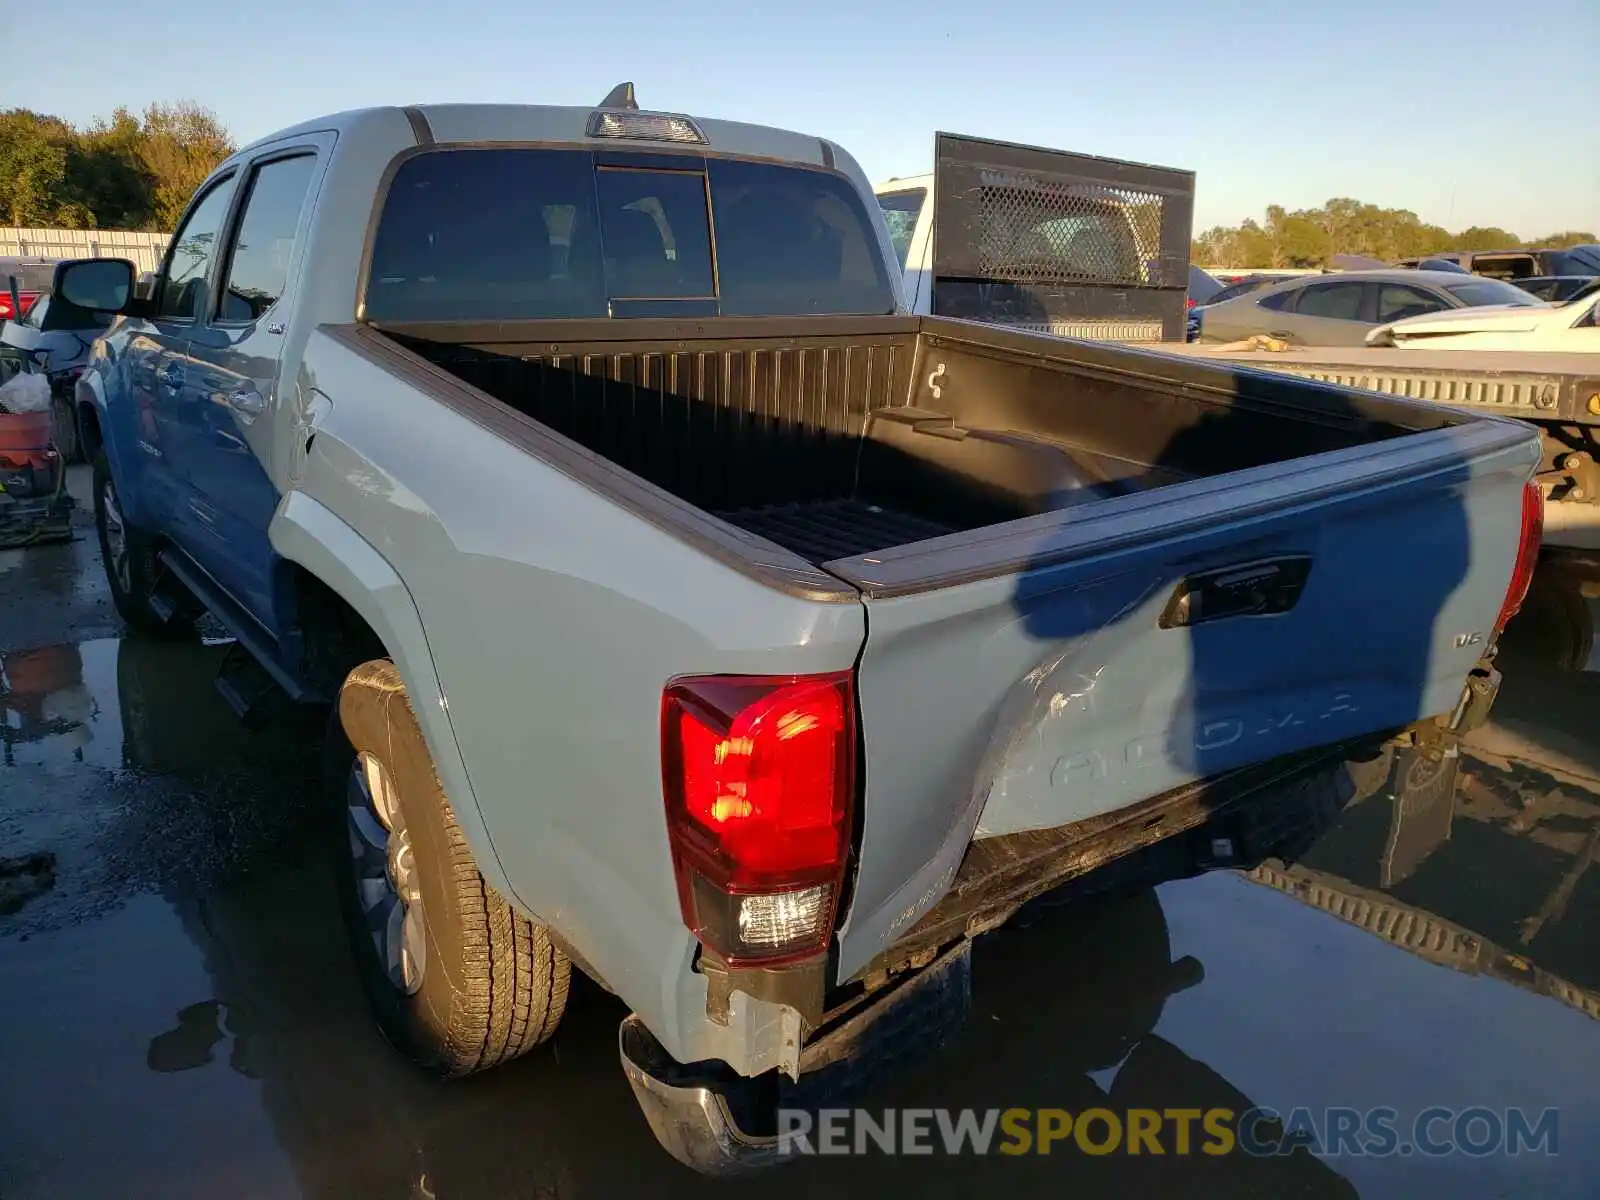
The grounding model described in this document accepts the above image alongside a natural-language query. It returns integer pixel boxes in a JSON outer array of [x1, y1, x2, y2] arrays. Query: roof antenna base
[[598, 83, 639, 111]]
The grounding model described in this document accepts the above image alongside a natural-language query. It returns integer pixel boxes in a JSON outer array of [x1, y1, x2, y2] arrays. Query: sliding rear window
[[363, 148, 895, 321]]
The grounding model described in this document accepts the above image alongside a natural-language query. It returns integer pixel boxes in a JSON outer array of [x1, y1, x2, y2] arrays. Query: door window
[[154, 177, 236, 321], [216, 154, 318, 323], [1376, 285, 1447, 323], [1293, 281, 1365, 320], [876, 190, 925, 269], [1443, 279, 1544, 308]]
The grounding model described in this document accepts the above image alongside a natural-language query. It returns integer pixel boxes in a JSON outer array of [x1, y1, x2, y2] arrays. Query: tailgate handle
[[1159, 556, 1312, 629]]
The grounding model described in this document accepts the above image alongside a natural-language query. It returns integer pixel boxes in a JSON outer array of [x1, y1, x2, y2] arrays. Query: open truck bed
[[345, 310, 1539, 981], [367, 314, 1450, 583]]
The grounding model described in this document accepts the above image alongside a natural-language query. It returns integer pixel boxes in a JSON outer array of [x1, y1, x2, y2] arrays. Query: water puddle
[[0, 629, 1595, 1197]]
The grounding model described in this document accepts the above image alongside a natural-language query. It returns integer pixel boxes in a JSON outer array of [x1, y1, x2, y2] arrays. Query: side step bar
[[156, 548, 326, 706]]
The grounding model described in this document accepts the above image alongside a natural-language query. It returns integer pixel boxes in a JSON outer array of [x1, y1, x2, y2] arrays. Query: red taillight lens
[[1186, 296, 1197, 310], [661, 672, 856, 964], [1495, 481, 1544, 633]]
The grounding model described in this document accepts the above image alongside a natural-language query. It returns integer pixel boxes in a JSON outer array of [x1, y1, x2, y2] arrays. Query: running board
[[156, 548, 326, 705]]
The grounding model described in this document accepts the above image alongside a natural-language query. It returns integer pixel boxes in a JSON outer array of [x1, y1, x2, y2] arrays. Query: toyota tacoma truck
[[58, 86, 1543, 1173]]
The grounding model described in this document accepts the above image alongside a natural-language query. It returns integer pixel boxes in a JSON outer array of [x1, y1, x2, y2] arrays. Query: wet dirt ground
[[3, 470, 1599, 1198]]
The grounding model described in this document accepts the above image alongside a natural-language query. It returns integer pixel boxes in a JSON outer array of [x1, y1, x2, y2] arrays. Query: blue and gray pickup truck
[[55, 87, 1542, 1172]]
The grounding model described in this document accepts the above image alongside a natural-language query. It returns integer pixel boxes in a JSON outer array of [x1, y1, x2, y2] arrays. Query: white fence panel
[[0, 227, 171, 274]]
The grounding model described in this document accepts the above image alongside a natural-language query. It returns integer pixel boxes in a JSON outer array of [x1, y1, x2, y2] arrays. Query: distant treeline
[[1193, 199, 1595, 270], [0, 103, 235, 233]]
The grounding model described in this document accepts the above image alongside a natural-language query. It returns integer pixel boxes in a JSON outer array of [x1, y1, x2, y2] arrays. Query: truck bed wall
[[378, 317, 1450, 565], [384, 320, 919, 516]]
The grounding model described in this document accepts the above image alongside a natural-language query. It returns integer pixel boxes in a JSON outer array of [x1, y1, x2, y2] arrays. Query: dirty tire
[[93, 450, 194, 637], [1498, 566, 1594, 672], [52, 392, 82, 463], [329, 659, 570, 1076]]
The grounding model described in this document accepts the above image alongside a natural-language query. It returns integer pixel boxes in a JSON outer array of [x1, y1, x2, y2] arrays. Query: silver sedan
[[1192, 269, 1544, 347]]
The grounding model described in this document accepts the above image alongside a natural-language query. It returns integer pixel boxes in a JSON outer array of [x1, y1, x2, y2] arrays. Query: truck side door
[[179, 146, 324, 631], [116, 174, 239, 537]]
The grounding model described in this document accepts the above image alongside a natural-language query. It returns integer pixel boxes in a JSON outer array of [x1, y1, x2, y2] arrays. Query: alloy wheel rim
[[347, 751, 426, 994]]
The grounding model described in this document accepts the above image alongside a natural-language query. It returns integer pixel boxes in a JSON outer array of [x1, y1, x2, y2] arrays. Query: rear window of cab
[[364, 148, 896, 321]]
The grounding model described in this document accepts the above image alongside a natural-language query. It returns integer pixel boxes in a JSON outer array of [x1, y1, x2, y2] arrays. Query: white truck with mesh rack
[[876, 133, 1195, 343]]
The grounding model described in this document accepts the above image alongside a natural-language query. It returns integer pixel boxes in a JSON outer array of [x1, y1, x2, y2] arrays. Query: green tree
[[1533, 230, 1598, 248], [0, 102, 233, 232], [1276, 214, 1332, 267], [1452, 226, 1522, 251], [1264, 205, 1332, 267], [0, 110, 76, 226], [70, 108, 157, 230], [137, 102, 235, 229], [1195, 200, 1574, 267], [1417, 224, 1454, 255]]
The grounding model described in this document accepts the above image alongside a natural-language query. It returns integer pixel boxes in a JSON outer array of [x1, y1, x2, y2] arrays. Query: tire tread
[[334, 660, 569, 1077]]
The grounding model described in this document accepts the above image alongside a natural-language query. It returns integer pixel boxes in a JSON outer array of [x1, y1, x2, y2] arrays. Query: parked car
[[60, 90, 1542, 1174], [1369, 286, 1600, 351], [0, 287, 115, 461], [1187, 273, 1289, 340], [1187, 264, 1222, 308], [1394, 245, 1600, 281], [1206, 273, 1294, 306], [0, 257, 57, 322], [1181, 267, 1223, 340], [1515, 275, 1600, 304], [1193, 269, 1544, 347]]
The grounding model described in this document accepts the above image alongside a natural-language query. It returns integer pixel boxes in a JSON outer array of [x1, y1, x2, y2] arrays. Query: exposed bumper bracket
[[619, 939, 971, 1174]]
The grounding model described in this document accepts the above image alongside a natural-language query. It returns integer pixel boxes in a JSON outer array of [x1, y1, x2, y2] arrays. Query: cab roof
[[238, 103, 843, 173]]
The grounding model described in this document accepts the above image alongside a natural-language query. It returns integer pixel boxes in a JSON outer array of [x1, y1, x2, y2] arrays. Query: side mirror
[[53, 258, 136, 313]]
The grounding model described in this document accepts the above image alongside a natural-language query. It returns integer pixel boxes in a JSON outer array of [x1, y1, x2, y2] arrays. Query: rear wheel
[[93, 450, 194, 637], [1498, 565, 1593, 672], [329, 658, 570, 1076]]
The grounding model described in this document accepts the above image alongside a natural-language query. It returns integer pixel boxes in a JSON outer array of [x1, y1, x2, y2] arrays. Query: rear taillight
[[1495, 481, 1543, 633], [1186, 296, 1197, 310], [661, 671, 856, 965]]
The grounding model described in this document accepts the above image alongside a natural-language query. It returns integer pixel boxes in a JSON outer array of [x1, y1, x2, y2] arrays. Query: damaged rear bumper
[[619, 719, 1501, 1174], [619, 939, 971, 1175]]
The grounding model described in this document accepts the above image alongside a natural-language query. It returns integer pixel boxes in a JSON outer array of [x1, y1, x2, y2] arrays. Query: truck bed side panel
[[289, 328, 867, 1067]]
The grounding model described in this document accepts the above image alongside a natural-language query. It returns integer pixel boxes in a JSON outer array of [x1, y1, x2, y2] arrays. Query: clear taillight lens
[[587, 110, 707, 144]]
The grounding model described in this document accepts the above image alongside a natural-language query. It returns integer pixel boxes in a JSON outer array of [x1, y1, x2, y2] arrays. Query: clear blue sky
[[21, 0, 1600, 237]]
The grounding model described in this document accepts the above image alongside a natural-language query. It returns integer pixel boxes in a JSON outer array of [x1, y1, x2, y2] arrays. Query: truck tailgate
[[829, 417, 1539, 978]]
